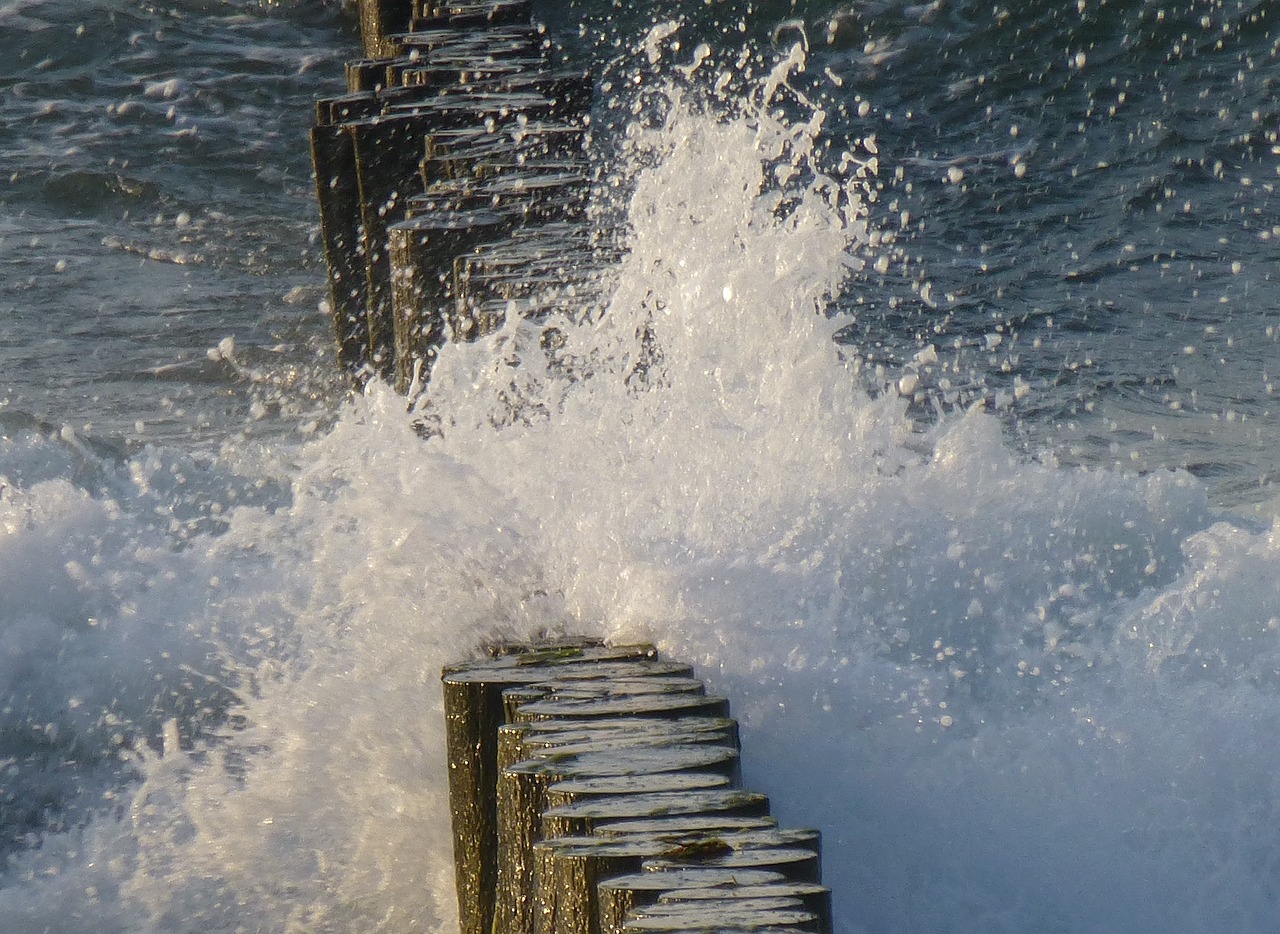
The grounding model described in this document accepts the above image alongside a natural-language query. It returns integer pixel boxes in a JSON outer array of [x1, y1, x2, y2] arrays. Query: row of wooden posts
[[443, 639, 831, 934], [311, 0, 613, 393], [311, 2, 833, 931]]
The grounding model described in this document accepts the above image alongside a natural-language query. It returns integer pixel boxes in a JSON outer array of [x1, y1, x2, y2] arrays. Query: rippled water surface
[[0, 0, 349, 448]]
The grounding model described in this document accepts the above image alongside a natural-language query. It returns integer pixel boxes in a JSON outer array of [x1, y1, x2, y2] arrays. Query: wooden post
[[591, 814, 776, 838], [641, 846, 823, 885], [498, 714, 738, 781], [357, 0, 414, 59], [512, 692, 732, 725], [619, 903, 820, 934], [500, 676, 707, 724], [441, 643, 664, 934], [544, 772, 732, 811], [532, 836, 702, 934], [388, 205, 514, 391], [597, 869, 791, 934], [495, 751, 742, 934], [534, 833, 820, 934], [659, 883, 833, 934], [310, 123, 371, 376], [539, 788, 771, 840]]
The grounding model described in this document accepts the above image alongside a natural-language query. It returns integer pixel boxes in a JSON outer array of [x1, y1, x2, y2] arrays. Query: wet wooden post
[[358, 0, 413, 59], [531, 836, 693, 934], [310, 86, 384, 378], [502, 714, 737, 771], [310, 121, 371, 376], [495, 747, 743, 934], [641, 844, 824, 885], [441, 643, 694, 934], [538, 788, 773, 841], [388, 206, 515, 391], [658, 883, 834, 934], [619, 903, 821, 934], [440, 638, 833, 934], [596, 868, 793, 934], [533, 834, 822, 934]]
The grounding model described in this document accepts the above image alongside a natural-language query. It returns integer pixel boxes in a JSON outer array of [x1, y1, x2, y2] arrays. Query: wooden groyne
[[311, 0, 611, 392], [443, 639, 831, 934], [311, 4, 833, 932]]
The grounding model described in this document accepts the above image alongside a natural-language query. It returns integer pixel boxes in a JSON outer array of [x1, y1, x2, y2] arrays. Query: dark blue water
[[0, 0, 348, 449]]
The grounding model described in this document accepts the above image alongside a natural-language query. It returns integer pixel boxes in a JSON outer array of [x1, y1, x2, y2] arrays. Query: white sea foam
[[3, 39, 1280, 934]]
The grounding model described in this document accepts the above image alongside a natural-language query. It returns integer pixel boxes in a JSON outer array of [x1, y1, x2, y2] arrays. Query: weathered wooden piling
[[314, 0, 603, 389], [592, 815, 777, 838], [389, 205, 515, 390], [511, 692, 734, 725], [596, 869, 795, 934], [658, 883, 833, 934], [358, 0, 414, 58], [544, 773, 734, 811], [619, 904, 822, 934], [436, 635, 832, 934], [441, 642, 671, 934], [533, 831, 823, 934], [539, 788, 773, 841], [311, 121, 371, 374], [532, 836, 700, 934], [641, 846, 824, 885], [496, 749, 744, 934]]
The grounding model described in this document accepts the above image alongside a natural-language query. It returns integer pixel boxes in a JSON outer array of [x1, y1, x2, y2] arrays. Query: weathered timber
[[658, 883, 833, 934], [350, 97, 578, 377], [539, 789, 772, 840], [438, 636, 833, 934], [545, 773, 734, 810], [533, 836, 702, 934], [596, 869, 793, 934], [358, 0, 414, 59], [533, 831, 822, 934], [498, 715, 739, 776], [591, 814, 776, 838], [495, 747, 744, 934], [310, 124, 371, 374], [512, 691, 733, 725], [642, 845, 823, 884], [412, 0, 534, 32], [420, 122, 588, 187], [629, 899, 817, 927], [619, 904, 821, 934], [499, 676, 708, 722], [314, 0, 594, 387], [499, 765, 741, 934], [450, 230, 613, 340], [442, 643, 688, 934], [388, 205, 515, 390], [397, 25, 545, 59]]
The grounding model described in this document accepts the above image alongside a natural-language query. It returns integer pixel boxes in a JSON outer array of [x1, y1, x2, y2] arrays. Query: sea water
[[2, 0, 1280, 931]]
